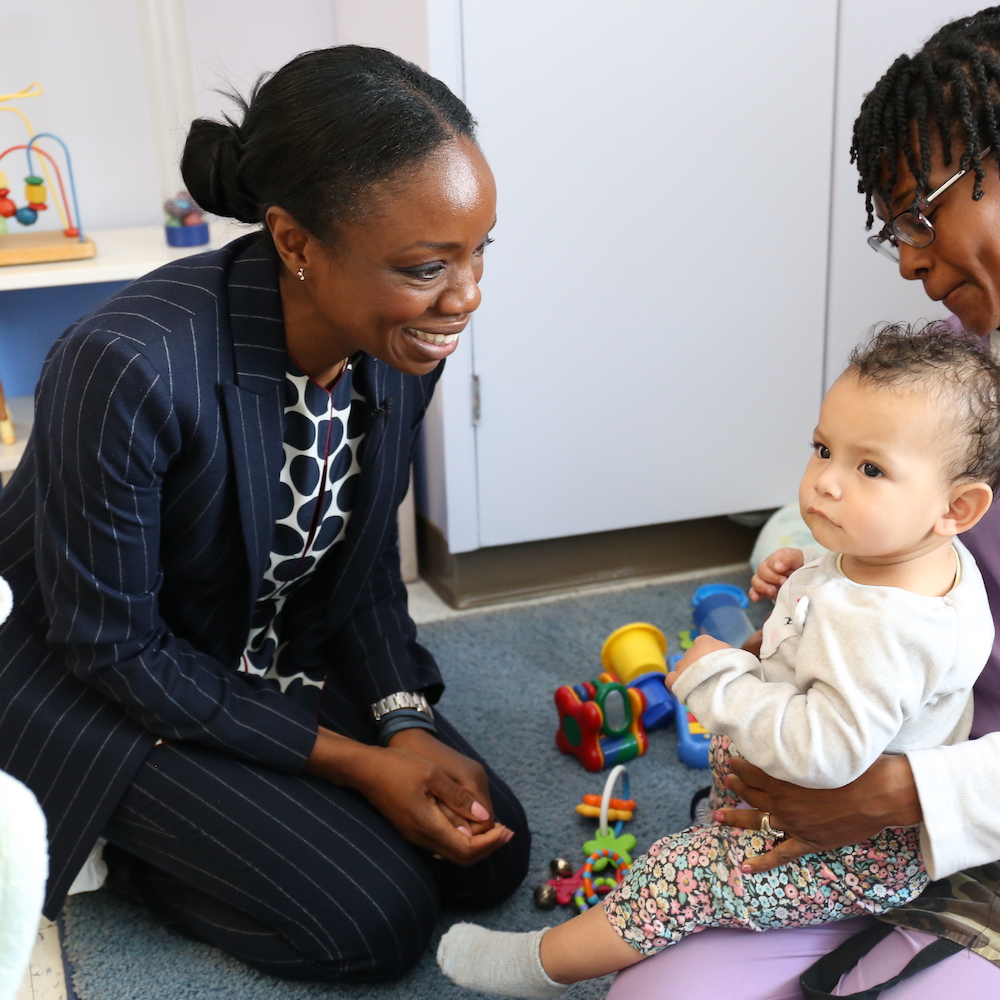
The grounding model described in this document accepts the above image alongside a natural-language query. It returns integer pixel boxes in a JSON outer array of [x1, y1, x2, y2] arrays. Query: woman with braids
[[0, 46, 529, 982], [604, 8, 1000, 999]]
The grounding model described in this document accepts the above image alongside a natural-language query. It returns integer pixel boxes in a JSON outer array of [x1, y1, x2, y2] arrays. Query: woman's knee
[[303, 882, 439, 982]]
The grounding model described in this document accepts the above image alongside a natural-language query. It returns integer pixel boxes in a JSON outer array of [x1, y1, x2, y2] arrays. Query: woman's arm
[[726, 736, 1000, 879], [34, 330, 319, 772]]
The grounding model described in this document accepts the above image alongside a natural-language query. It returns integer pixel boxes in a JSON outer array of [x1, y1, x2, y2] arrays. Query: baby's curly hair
[[846, 322, 1000, 492]]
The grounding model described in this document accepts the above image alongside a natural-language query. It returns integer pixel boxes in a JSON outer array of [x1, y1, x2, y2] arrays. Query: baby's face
[[798, 373, 958, 563]]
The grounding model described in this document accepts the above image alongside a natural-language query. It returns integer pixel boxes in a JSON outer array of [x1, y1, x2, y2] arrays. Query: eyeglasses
[[867, 146, 993, 262]]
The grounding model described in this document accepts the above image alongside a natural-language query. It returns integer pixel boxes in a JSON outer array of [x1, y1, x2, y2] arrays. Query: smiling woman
[[0, 45, 527, 985]]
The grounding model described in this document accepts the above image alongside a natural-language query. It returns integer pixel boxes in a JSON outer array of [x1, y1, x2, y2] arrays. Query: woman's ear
[[265, 206, 309, 277], [937, 482, 994, 536]]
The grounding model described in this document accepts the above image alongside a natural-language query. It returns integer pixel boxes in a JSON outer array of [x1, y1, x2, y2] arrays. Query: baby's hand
[[749, 547, 804, 603], [666, 633, 731, 689]]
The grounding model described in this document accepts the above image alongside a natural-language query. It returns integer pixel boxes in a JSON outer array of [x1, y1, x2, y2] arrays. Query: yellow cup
[[600, 622, 667, 684]]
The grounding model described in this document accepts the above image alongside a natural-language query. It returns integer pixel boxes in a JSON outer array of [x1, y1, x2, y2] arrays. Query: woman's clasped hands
[[306, 725, 513, 866]]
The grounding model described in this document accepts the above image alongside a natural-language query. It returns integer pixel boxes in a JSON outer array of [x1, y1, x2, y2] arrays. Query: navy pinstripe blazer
[[0, 234, 444, 916]]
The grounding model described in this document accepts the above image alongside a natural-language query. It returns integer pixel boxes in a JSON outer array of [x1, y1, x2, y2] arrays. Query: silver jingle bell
[[533, 883, 558, 910]]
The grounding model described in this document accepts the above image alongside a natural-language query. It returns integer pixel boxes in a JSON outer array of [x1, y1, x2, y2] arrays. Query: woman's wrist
[[303, 725, 381, 790], [867, 754, 923, 827]]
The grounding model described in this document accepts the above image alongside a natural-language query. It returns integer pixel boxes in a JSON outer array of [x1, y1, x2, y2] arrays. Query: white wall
[[1, 1, 334, 232], [825, 0, 988, 386]]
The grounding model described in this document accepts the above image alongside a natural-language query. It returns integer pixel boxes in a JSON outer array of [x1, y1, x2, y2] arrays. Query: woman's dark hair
[[846, 322, 1000, 491], [181, 46, 477, 243], [852, 7, 1000, 227]]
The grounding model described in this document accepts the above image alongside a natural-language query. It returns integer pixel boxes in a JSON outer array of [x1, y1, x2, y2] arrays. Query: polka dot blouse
[[240, 357, 365, 695]]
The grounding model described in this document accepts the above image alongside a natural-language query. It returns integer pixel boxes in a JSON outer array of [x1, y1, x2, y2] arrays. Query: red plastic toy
[[555, 671, 648, 772]]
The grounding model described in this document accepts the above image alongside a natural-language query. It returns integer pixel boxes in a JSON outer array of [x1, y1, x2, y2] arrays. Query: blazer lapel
[[220, 242, 287, 611]]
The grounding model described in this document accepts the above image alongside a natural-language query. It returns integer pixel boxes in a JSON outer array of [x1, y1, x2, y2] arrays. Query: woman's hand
[[718, 754, 923, 873], [749, 547, 805, 602], [387, 727, 498, 836], [305, 726, 512, 866], [666, 634, 731, 690]]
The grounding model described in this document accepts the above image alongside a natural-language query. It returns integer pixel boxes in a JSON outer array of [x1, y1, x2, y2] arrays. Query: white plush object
[[750, 501, 829, 573], [0, 770, 48, 1000]]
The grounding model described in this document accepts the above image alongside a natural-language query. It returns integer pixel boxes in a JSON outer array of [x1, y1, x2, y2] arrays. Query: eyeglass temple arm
[[926, 146, 994, 201]]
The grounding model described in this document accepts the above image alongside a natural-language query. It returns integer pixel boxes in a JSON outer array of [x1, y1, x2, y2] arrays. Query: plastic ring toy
[[575, 848, 630, 909]]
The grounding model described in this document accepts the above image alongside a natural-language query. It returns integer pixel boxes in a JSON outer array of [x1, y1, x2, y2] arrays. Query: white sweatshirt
[[672, 541, 993, 877]]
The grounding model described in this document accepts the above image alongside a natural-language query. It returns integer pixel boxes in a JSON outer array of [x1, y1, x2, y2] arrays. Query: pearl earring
[[296, 266, 305, 281]]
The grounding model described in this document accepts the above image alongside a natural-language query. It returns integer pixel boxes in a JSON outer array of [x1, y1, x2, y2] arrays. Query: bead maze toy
[[535, 765, 635, 912], [0, 83, 93, 266]]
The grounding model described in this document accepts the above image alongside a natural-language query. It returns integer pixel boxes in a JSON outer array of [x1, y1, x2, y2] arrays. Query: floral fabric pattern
[[603, 735, 928, 955]]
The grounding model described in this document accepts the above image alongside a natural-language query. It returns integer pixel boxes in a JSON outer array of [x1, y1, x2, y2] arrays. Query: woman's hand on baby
[[666, 634, 731, 689], [749, 547, 804, 602], [717, 755, 923, 873]]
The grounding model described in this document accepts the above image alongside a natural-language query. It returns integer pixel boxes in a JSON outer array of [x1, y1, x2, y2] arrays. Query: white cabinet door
[[439, 0, 837, 550]]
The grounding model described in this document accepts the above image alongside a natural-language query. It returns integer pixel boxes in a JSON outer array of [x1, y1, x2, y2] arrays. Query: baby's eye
[[813, 443, 831, 459], [861, 462, 883, 478]]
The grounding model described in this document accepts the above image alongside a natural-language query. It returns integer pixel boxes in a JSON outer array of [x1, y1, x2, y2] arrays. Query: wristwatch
[[371, 691, 434, 722]]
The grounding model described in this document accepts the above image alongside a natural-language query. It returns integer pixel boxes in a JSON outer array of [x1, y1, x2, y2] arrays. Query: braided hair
[[851, 7, 1000, 228]]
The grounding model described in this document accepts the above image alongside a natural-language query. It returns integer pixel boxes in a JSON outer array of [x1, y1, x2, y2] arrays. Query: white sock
[[436, 923, 568, 998]]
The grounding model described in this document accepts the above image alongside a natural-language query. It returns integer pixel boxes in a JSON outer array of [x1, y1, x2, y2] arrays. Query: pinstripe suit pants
[[101, 686, 530, 983]]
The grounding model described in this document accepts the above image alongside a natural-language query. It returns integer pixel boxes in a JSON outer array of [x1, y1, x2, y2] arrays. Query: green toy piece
[[583, 828, 636, 870]]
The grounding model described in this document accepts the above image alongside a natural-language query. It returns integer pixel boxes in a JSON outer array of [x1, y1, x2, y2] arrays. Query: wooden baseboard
[[417, 515, 759, 609]]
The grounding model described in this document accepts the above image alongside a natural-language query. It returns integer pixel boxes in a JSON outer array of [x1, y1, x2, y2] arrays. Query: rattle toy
[[575, 793, 636, 822], [536, 765, 637, 912]]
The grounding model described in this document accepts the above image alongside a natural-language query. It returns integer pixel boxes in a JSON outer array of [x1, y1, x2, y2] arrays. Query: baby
[[437, 324, 1000, 998]]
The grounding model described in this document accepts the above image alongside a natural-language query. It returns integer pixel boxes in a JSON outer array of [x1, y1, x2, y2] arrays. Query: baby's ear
[[937, 482, 994, 536]]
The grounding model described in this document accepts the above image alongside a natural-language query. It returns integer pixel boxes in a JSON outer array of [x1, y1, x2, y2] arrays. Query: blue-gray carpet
[[63, 568, 764, 999]]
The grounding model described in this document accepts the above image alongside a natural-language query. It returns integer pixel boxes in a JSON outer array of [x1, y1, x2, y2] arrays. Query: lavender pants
[[605, 915, 999, 998]]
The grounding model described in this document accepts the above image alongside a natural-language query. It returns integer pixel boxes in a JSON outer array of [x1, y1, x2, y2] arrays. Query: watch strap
[[371, 690, 434, 722]]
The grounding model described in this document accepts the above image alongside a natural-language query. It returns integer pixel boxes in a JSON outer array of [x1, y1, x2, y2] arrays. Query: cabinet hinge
[[471, 373, 481, 425]]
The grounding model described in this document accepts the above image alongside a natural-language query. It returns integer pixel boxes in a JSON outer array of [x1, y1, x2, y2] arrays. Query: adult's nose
[[437, 265, 482, 317], [897, 240, 933, 282]]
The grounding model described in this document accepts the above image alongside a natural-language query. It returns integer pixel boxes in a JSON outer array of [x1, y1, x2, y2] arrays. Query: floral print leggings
[[603, 736, 928, 955]]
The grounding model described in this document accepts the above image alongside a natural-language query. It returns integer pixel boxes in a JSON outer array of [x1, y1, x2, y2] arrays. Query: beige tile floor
[[16, 918, 67, 1000], [18, 564, 742, 1000]]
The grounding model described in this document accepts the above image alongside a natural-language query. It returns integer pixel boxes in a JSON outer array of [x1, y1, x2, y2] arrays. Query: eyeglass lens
[[892, 212, 934, 247]]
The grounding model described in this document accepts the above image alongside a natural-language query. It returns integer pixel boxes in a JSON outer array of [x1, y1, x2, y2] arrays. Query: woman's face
[[878, 148, 1000, 335], [274, 136, 497, 379]]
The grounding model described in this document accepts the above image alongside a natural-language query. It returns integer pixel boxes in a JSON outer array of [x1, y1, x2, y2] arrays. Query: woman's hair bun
[[180, 118, 257, 224]]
